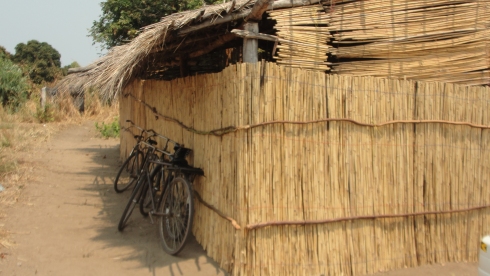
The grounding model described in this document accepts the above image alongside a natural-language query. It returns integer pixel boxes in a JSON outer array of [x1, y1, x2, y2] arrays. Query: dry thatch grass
[[56, 0, 258, 101]]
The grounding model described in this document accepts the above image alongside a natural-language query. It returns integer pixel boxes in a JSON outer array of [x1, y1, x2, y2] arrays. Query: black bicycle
[[113, 120, 155, 193], [118, 132, 204, 255]]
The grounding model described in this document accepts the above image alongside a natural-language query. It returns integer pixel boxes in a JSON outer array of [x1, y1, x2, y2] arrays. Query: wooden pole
[[243, 23, 259, 63]]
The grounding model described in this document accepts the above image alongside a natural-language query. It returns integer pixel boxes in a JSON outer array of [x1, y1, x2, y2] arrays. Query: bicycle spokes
[[159, 177, 193, 255]]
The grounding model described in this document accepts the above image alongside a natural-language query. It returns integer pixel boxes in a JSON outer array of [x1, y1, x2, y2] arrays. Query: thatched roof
[[59, 0, 490, 100], [58, 0, 318, 100]]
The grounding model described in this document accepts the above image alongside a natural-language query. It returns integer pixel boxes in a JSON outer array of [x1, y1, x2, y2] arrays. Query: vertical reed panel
[[119, 81, 133, 159], [119, 62, 490, 276]]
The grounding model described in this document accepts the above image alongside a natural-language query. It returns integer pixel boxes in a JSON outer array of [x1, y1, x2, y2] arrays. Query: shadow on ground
[[73, 140, 226, 275]]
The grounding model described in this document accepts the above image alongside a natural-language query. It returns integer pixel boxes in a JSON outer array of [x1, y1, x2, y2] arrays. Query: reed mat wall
[[325, 0, 490, 85], [266, 0, 490, 85], [119, 62, 490, 275], [269, 5, 331, 71]]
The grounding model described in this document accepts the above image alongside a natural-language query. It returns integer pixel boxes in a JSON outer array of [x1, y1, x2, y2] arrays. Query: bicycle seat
[[171, 146, 192, 166], [148, 139, 157, 146]]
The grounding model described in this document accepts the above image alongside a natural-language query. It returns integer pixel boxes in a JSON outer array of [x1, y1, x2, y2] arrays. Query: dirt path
[[0, 122, 226, 276], [0, 122, 480, 276]]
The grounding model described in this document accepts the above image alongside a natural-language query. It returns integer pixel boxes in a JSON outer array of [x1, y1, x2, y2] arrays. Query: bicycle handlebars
[[125, 119, 190, 157], [125, 120, 181, 150]]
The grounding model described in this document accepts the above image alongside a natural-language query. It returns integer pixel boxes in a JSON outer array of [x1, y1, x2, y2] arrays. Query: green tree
[[90, 0, 220, 50], [0, 55, 29, 111], [0, 46, 11, 60], [13, 40, 62, 84]]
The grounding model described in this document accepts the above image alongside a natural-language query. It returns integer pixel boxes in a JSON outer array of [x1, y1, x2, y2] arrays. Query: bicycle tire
[[139, 165, 162, 217], [118, 178, 145, 231], [158, 176, 194, 255], [114, 150, 143, 193]]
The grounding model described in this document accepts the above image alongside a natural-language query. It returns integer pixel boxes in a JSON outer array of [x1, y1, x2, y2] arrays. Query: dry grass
[[0, 91, 118, 250], [0, 117, 50, 251]]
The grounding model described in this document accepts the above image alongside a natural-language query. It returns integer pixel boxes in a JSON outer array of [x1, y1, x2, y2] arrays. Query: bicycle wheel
[[118, 178, 145, 231], [114, 150, 143, 193], [139, 165, 162, 217], [158, 176, 193, 255]]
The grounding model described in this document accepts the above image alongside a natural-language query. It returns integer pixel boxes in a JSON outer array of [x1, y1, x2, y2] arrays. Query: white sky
[[0, 0, 104, 67]]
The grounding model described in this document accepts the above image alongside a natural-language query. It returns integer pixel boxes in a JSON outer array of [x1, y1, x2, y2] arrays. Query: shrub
[[35, 103, 55, 123], [95, 116, 120, 138], [0, 57, 28, 112]]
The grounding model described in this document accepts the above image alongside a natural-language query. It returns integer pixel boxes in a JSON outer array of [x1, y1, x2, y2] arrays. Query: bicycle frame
[[139, 150, 203, 217], [117, 126, 205, 255]]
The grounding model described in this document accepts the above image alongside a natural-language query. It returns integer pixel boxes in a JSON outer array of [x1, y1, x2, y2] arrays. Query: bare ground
[[0, 121, 479, 275], [0, 122, 226, 276]]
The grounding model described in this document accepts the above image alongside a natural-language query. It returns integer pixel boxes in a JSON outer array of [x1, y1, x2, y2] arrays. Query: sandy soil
[[0, 122, 479, 275], [0, 122, 226, 276]]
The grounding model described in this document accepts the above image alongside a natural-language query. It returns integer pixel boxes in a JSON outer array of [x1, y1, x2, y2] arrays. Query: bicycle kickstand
[[148, 211, 155, 224]]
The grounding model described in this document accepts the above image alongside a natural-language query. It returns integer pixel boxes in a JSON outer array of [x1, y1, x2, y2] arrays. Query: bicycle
[[113, 120, 156, 193], [138, 132, 174, 218], [117, 132, 204, 255]]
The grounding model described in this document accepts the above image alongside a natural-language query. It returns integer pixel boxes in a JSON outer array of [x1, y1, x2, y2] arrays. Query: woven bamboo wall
[[324, 0, 490, 85], [119, 62, 490, 275], [269, 5, 331, 71]]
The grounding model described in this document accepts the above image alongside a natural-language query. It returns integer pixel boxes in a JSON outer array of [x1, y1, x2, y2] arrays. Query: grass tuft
[[95, 116, 120, 138], [0, 156, 16, 175]]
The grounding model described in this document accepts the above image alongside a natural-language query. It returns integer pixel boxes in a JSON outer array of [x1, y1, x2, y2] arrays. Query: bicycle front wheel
[[118, 179, 144, 231], [158, 176, 193, 255], [114, 151, 143, 193]]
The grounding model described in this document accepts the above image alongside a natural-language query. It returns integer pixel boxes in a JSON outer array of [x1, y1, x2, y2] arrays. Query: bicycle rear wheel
[[114, 150, 143, 193], [118, 178, 145, 231], [158, 176, 193, 255]]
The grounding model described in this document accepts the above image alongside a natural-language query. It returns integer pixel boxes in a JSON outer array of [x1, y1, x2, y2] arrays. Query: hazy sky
[[0, 0, 104, 67]]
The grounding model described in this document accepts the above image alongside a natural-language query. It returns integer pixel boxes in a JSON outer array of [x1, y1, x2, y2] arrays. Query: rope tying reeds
[[125, 93, 237, 135], [199, 189, 490, 231], [187, 187, 490, 231], [246, 203, 490, 230], [194, 191, 242, 230], [120, 126, 136, 136], [125, 92, 490, 136]]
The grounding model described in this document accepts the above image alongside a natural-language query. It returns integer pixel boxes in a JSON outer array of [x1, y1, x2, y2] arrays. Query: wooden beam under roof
[[178, 0, 321, 36], [245, 0, 274, 22]]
